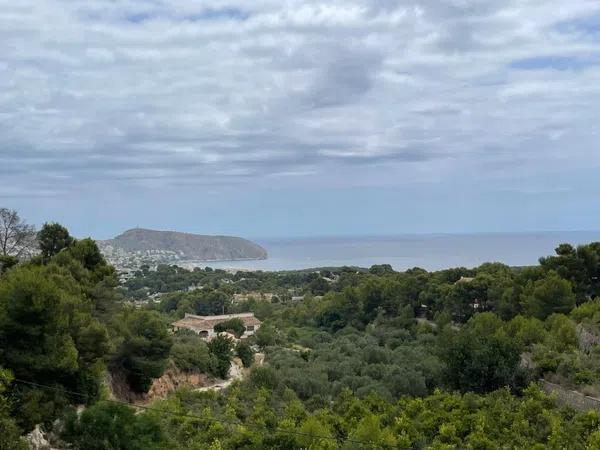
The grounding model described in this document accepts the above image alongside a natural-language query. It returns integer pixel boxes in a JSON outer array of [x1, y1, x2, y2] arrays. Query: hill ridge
[[99, 228, 267, 264]]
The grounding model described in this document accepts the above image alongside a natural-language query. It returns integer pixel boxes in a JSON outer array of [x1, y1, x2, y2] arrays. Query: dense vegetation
[[0, 212, 239, 446], [4, 208, 600, 448]]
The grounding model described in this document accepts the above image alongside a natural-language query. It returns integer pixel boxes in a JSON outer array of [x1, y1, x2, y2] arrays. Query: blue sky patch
[[556, 14, 600, 36], [185, 8, 249, 22], [124, 12, 156, 24], [510, 55, 597, 71]]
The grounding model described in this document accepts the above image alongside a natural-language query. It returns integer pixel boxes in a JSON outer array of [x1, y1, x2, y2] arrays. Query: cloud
[[1, 0, 600, 201], [510, 55, 600, 70]]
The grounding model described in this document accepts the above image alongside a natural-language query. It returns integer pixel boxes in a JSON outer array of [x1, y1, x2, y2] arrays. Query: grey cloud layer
[[1, 0, 600, 197]]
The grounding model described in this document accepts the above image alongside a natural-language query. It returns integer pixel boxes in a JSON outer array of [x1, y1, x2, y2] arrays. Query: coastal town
[[99, 244, 188, 273]]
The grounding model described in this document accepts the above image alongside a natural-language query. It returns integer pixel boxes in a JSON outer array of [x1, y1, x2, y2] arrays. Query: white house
[[172, 312, 262, 340]]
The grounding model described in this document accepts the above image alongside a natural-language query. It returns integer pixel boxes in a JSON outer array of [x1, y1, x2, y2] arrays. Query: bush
[[505, 315, 547, 349], [113, 309, 173, 393], [236, 342, 254, 368], [250, 366, 280, 390], [171, 332, 213, 373], [0, 370, 26, 449], [208, 335, 234, 379], [61, 402, 165, 450], [442, 330, 522, 393], [214, 318, 246, 338], [255, 324, 277, 347], [545, 314, 578, 352]]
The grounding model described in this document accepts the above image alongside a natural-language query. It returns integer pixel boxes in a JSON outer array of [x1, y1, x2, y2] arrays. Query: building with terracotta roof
[[172, 312, 262, 340]]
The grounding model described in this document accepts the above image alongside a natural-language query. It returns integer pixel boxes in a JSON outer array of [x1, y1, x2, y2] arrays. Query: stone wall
[[541, 380, 600, 412]]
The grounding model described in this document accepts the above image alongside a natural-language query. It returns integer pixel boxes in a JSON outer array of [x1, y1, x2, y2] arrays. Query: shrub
[[214, 318, 246, 338], [61, 402, 165, 450], [171, 332, 213, 373], [236, 342, 254, 368], [113, 309, 172, 393], [442, 331, 522, 393], [250, 366, 280, 390], [208, 335, 234, 379]]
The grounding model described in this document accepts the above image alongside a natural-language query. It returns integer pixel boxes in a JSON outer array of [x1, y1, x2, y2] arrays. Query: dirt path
[[195, 353, 263, 393]]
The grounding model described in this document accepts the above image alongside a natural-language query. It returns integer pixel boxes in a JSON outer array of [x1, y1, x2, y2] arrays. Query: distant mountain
[[99, 228, 267, 262]]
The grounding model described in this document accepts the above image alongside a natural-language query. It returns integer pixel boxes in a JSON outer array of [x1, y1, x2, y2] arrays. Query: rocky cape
[[98, 228, 267, 263]]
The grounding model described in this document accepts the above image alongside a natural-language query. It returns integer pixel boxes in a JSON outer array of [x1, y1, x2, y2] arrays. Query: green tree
[[309, 277, 330, 295], [170, 332, 213, 373], [441, 329, 522, 393], [0, 264, 109, 427], [446, 278, 487, 323], [0, 369, 26, 450], [504, 315, 547, 349], [235, 342, 254, 368], [61, 402, 165, 450], [113, 309, 173, 393], [571, 298, 600, 326], [349, 414, 397, 449], [296, 416, 337, 449], [214, 318, 246, 338], [0, 255, 18, 276], [56, 238, 113, 281], [53, 239, 119, 318], [465, 312, 503, 337], [540, 242, 600, 302], [38, 222, 74, 261], [250, 366, 280, 390], [522, 273, 576, 319], [208, 335, 234, 379], [255, 324, 277, 347], [545, 314, 578, 352], [368, 264, 394, 275]]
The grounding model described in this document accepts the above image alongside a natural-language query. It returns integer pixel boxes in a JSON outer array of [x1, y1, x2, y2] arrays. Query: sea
[[194, 231, 600, 272]]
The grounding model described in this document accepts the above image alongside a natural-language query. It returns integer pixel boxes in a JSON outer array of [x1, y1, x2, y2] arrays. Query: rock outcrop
[[576, 323, 600, 353]]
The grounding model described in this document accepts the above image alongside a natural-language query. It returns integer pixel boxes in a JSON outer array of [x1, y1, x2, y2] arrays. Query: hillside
[[6, 215, 600, 448], [99, 228, 267, 263]]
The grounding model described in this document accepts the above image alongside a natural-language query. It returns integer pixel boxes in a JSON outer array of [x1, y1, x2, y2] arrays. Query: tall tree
[[0, 264, 110, 429], [521, 272, 576, 319], [38, 222, 74, 261], [441, 329, 522, 393], [208, 334, 234, 379], [0, 209, 36, 258], [113, 309, 172, 393], [540, 242, 600, 302]]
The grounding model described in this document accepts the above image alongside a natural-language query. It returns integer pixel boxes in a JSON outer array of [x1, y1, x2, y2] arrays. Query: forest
[[3, 208, 600, 448]]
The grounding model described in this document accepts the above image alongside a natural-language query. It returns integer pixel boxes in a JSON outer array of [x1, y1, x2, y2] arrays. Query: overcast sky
[[1, 1, 600, 239]]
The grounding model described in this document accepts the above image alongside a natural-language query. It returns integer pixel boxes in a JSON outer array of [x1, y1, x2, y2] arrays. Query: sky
[[1, 0, 600, 239]]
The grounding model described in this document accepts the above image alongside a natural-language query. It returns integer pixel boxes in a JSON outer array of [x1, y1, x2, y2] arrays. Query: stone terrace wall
[[541, 380, 600, 412]]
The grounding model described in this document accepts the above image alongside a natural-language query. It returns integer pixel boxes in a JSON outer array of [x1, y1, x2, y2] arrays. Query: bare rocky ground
[[25, 354, 265, 449], [108, 353, 265, 404]]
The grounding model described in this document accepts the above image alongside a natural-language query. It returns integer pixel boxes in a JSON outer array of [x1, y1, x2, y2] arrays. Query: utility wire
[[12, 378, 386, 448]]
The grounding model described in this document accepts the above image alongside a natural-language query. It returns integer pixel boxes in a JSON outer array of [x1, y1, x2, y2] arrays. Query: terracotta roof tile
[[172, 312, 261, 331]]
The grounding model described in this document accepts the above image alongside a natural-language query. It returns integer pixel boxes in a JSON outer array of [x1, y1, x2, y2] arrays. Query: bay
[[194, 231, 600, 272]]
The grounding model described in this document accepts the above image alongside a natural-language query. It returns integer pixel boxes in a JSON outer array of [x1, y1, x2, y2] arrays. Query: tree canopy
[[38, 222, 74, 261], [4, 209, 600, 448]]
